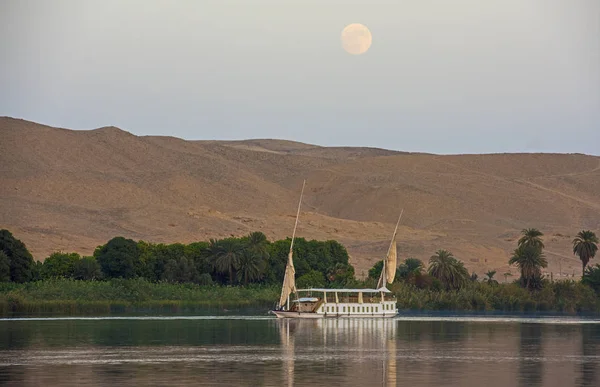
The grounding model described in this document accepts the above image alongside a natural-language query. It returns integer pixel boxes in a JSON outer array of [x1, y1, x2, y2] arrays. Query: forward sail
[[278, 251, 296, 309], [277, 180, 306, 309]]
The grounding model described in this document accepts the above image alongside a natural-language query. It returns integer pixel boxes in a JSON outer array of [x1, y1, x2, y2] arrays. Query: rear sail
[[277, 180, 305, 309], [378, 209, 403, 288], [385, 234, 397, 284]]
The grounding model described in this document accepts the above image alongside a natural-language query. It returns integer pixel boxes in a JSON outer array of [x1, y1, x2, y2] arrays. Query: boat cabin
[[281, 287, 397, 318]]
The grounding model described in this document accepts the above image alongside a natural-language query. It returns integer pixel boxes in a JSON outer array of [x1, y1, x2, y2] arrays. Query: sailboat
[[270, 181, 401, 318]]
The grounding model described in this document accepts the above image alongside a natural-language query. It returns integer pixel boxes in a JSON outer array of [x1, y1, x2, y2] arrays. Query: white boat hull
[[271, 310, 398, 319]]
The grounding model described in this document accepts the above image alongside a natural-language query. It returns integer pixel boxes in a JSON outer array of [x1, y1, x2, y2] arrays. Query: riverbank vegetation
[[1, 228, 599, 316]]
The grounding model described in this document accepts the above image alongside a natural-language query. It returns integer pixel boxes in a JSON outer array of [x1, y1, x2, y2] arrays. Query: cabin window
[[362, 307, 365, 313], [375, 307, 378, 312], [343, 306, 346, 313], [336, 306, 339, 313], [352, 307, 355, 313]]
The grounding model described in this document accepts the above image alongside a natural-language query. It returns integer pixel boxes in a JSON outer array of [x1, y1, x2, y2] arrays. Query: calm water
[[0, 315, 599, 386]]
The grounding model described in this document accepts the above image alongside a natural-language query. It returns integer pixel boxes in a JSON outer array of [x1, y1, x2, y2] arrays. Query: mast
[[278, 180, 306, 310], [289, 180, 305, 254], [377, 209, 403, 289]]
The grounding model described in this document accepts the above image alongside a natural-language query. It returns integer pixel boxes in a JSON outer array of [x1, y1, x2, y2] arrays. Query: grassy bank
[[392, 281, 600, 314], [0, 279, 279, 317], [1, 279, 599, 317]]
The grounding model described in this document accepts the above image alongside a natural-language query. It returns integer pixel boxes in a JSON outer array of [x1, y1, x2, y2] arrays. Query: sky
[[1, 0, 599, 154]]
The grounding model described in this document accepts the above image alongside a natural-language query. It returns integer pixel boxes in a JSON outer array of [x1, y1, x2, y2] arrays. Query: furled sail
[[385, 235, 397, 284], [278, 251, 296, 308]]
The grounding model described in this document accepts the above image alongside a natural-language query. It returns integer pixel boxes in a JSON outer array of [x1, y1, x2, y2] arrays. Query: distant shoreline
[[2, 279, 599, 318]]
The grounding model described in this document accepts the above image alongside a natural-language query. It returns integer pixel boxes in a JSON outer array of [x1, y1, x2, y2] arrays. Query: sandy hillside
[[1, 117, 599, 277]]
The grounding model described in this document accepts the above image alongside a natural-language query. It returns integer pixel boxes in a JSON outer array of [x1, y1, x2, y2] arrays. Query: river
[[0, 315, 599, 386]]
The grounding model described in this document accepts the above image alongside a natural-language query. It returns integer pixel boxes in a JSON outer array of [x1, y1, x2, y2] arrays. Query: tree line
[[2, 227, 599, 296], [365, 228, 600, 294], [0, 229, 356, 287]]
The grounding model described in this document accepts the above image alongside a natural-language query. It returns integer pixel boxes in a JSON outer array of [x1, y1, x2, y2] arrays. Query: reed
[[0, 279, 279, 317], [2, 278, 599, 317], [391, 280, 600, 313]]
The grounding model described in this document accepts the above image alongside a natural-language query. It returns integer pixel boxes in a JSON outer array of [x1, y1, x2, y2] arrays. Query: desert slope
[[1, 117, 599, 277]]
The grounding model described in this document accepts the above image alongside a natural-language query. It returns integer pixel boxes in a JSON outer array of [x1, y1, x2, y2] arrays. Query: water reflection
[[579, 324, 600, 387], [0, 317, 598, 386], [276, 319, 398, 386], [518, 324, 544, 387]]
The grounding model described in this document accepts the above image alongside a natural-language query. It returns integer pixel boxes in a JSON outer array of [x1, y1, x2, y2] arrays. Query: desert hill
[[1, 117, 599, 277]]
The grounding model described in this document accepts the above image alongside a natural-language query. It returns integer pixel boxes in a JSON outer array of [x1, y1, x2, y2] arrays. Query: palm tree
[[397, 258, 424, 280], [483, 270, 498, 285], [207, 238, 244, 284], [428, 250, 469, 290], [509, 244, 548, 289], [518, 228, 545, 251], [404, 258, 424, 274], [573, 230, 599, 276], [236, 250, 266, 285], [245, 231, 270, 261]]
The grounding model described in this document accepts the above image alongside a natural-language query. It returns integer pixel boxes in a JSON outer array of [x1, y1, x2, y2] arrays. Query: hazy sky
[[1, 0, 599, 154]]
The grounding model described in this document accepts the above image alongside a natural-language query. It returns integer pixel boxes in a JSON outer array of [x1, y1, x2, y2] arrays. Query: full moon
[[341, 23, 372, 55]]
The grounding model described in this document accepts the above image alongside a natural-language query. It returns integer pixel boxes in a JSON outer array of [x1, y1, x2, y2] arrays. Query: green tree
[[484, 270, 498, 285], [518, 228, 545, 250], [509, 244, 547, 290], [397, 258, 424, 281], [95, 237, 141, 279], [42, 252, 80, 279], [198, 273, 213, 286], [427, 250, 469, 290], [0, 251, 10, 282], [582, 264, 600, 294], [30, 261, 44, 281], [403, 258, 424, 274], [264, 238, 353, 286], [208, 238, 244, 284], [73, 256, 103, 280], [0, 229, 34, 282], [245, 232, 270, 260], [327, 263, 355, 286], [231, 232, 270, 285], [142, 243, 188, 282], [185, 241, 211, 279], [572, 230, 599, 275], [236, 250, 266, 285], [162, 257, 195, 283], [368, 260, 384, 281], [296, 270, 326, 288]]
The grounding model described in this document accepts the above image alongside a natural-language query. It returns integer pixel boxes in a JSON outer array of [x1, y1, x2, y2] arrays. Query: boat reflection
[[277, 318, 398, 386]]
